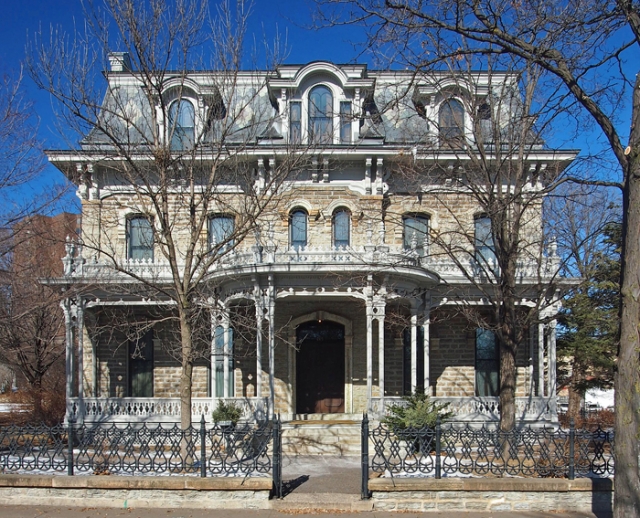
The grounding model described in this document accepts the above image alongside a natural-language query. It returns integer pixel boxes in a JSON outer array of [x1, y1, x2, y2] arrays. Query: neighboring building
[[49, 57, 573, 426]]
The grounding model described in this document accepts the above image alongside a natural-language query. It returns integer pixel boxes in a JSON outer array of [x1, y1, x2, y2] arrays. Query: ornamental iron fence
[[361, 415, 613, 498], [0, 416, 278, 479]]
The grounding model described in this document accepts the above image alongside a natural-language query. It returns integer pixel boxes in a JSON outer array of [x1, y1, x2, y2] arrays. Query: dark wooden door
[[296, 321, 345, 413]]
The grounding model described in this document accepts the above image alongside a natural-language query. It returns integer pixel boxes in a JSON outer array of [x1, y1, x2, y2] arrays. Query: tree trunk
[[567, 382, 583, 422], [179, 313, 194, 431], [498, 335, 517, 431], [613, 74, 640, 518]]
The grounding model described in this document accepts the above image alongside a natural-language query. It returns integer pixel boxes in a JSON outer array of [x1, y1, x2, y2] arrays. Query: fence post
[[272, 414, 282, 499], [67, 417, 75, 476], [200, 415, 207, 478], [435, 416, 441, 479], [568, 418, 575, 480], [361, 413, 370, 499]]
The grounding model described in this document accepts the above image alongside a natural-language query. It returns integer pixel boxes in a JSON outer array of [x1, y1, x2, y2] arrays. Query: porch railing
[[370, 396, 556, 422], [68, 397, 269, 423]]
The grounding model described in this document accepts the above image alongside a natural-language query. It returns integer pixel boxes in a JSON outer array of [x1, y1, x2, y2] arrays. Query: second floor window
[[127, 216, 154, 261], [169, 99, 195, 150], [332, 209, 350, 248], [290, 209, 308, 250], [309, 86, 333, 144], [474, 214, 496, 266], [209, 215, 235, 254], [403, 214, 429, 256]]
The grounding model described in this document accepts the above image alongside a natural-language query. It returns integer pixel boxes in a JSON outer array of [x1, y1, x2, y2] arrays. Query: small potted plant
[[211, 400, 242, 429]]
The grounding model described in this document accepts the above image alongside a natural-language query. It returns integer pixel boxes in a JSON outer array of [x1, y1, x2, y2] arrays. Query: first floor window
[[476, 328, 499, 397], [129, 330, 154, 397], [127, 216, 154, 261], [214, 326, 234, 397]]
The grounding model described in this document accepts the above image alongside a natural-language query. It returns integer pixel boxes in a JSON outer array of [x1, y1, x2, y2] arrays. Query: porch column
[[365, 279, 374, 412], [267, 275, 276, 418], [548, 318, 557, 405], [210, 311, 217, 403], [77, 298, 84, 404], [255, 303, 263, 399], [223, 313, 231, 399], [377, 310, 385, 412], [538, 322, 545, 397], [422, 307, 431, 395], [410, 311, 418, 392], [62, 298, 76, 423]]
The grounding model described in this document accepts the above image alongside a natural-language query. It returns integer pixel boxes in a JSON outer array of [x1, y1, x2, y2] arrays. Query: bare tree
[[27, 0, 306, 428], [315, 2, 638, 514]]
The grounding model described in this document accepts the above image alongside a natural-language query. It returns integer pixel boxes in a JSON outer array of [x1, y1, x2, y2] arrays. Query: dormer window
[[439, 98, 465, 148], [168, 99, 195, 150], [309, 86, 333, 144], [339, 102, 352, 143], [290, 101, 302, 144]]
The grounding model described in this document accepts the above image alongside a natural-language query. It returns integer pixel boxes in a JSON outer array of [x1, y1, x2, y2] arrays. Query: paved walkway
[[0, 506, 607, 517], [281, 454, 362, 495]]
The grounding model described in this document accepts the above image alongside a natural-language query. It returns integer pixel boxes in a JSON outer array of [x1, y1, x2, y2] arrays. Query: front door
[[296, 321, 345, 413]]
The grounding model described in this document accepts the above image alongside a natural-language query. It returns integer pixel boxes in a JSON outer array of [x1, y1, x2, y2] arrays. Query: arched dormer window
[[332, 209, 350, 248], [309, 86, 333, 144], [168, 99, 195, 150], [439, 98, 465, 148], [403, 214, 429, 256], [290, 209, 308, 250]]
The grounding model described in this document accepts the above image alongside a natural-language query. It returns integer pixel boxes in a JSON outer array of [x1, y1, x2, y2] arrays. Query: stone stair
[[281, 414, 362, 456]]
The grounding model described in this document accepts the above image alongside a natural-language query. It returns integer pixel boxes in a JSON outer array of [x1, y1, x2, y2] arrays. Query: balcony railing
[[62, 240, 560, 282]]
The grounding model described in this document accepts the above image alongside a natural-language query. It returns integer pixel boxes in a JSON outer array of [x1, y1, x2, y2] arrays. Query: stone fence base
[[0, 475, 273, 510], [369, 477, 614, 513]]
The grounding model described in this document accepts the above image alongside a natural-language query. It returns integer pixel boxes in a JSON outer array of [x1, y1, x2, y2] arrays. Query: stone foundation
[[369, 477, 614, 513]]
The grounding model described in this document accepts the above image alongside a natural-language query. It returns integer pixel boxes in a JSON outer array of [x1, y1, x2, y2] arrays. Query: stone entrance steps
[[281, 414, 362, 456]]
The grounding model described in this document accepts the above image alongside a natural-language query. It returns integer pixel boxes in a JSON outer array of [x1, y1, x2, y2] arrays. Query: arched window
[[403, 214, 429, 256], [208, 215, 235, 254], [169, 99, 195, 150], [439, 98, 465, 148], [127, 216, 154, 261], [332, 209, 350, 248], [309, 86, 333, 143], [290, 209, 308, 250]]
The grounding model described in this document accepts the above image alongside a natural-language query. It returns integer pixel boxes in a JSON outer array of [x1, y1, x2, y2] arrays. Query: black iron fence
[[0, 416, 279, 479], [361, 415, 613, 498]]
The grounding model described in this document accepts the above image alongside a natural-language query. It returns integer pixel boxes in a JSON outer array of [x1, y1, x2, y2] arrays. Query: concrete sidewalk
[[0, 505, 608, 517]]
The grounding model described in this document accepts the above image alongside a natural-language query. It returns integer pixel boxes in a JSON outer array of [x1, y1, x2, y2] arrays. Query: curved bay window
[[403, 214, 429, 256], [168, 99, 195, 150], [332, 209, 350, 248], [309, 85, 333, 143], [290, 209, 308, 250], [439, 98, 465, 148], [127, 216, 154, 261]]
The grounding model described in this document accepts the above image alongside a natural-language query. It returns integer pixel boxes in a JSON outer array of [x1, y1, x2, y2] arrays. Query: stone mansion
[[49, 56, 575, 426]]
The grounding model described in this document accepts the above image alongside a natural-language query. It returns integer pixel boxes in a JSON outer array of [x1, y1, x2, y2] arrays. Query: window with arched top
[[290, 209, 308, 250], [309, 85, 333, 143], [127, 216, 154, 261], [332, 209, 350, 248], [169, 99, 195, 150], [439, 98, 465, 148], [403, 214, 429, 256], [208, 215, 235, 255]]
